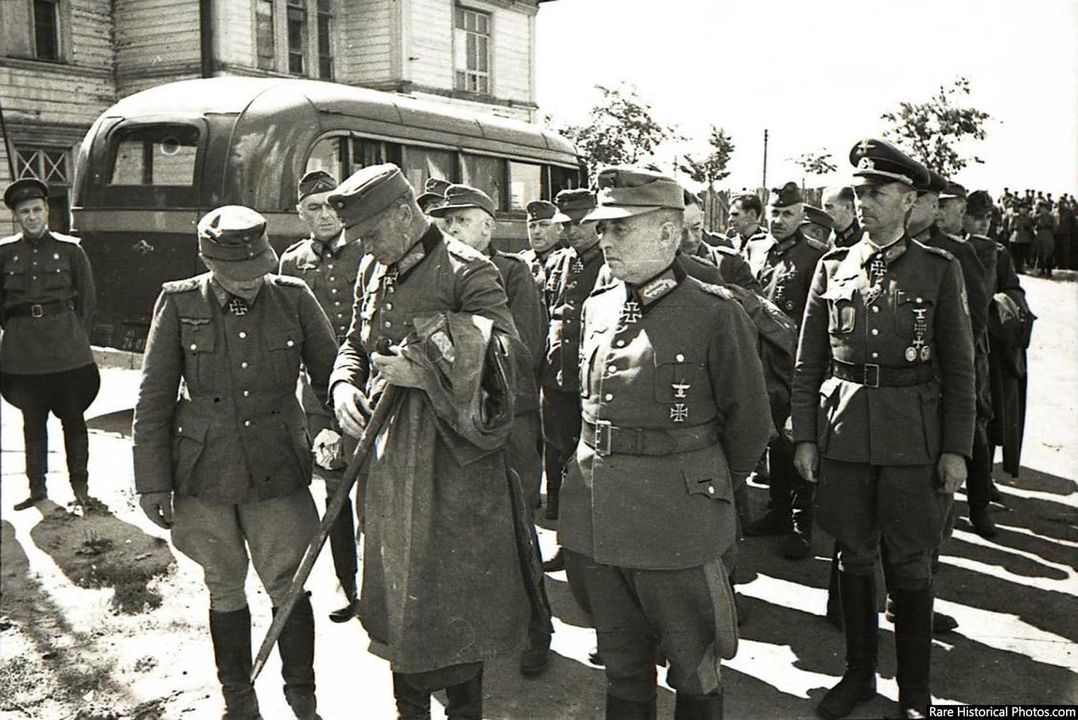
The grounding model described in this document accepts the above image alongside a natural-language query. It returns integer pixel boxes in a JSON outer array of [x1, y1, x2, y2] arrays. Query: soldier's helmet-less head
[[197, 206, 279, 281]]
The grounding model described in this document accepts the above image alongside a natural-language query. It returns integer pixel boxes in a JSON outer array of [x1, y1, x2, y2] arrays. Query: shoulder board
[[0, 234, 20, 246], [683, 252, 713, 267], [161, 276, 204, 294], [281, 238, 309, 255], [698, 282, 735, 301], [821, 246, 851, 260], [804, 238, 829, 252], [922, 244, 955, 261], [53, 232, 82, 245], [588, 279, 620, 298], [445, 239, 487, 263], [496, 250, 531, 268], [945, 233, 965, 243], [270, 274, 308, 288], [713, 245, 738, 256]]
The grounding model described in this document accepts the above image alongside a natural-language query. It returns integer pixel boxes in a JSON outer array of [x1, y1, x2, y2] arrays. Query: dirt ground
[[1, 274, 1076, 720]]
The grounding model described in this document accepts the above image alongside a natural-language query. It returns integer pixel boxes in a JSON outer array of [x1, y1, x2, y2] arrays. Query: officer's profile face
[[768, 203, 803, 240], [853, 182, 916, 236], [822, 190, 855, 231], [439, 208, 493, 251], [728, 202, 760, 236], [297, 190, 344, 242], [14, 198, 49, 238], [680, 203, 705, 253], [527, 218, 561, 253], [908, 192, 939, 233], [599, 210, 678, 284], [563, 218, 600, 251], [964, 213, 989, 236], [937, 198, 966, 235]]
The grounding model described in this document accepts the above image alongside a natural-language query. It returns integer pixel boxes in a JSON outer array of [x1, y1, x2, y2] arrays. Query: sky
[[535, 0, 1078, 195]]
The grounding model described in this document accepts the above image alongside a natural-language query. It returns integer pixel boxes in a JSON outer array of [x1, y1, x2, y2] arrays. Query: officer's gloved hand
[[793, 442, 819, 483], [371, 346, 427, 390], [139, 491, 174, 530], [332, 382, 372, 438], [937, 452, 967, 494]]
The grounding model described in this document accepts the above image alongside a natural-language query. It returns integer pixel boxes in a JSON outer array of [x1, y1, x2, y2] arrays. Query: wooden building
[[0, 0, 548, 229]]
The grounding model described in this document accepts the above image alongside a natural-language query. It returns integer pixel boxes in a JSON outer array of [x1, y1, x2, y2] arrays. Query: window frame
[[1, 0, 70, 62], [252, 0, 333, 79], [453, 5, 493, 96]]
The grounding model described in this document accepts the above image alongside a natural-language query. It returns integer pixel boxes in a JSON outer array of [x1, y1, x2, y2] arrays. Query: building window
[[316, 0, 333, 79], [255, 0, 275, 71], [16, 147, 68, 184], [286, 0, 307, 75], [454, 7, 490, 95]]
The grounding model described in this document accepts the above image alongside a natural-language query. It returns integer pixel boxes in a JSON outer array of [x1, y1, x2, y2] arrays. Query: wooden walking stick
[[251, 381, 400, 681]]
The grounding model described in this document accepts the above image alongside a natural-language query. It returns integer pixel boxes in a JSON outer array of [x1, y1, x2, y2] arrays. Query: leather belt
[[7, 300, 75, 318], [581, 418, 720, 457], [831, 359, 934, 388]]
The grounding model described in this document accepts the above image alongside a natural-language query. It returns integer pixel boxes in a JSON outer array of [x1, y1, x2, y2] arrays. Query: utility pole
[[762, 129, 769, 190]]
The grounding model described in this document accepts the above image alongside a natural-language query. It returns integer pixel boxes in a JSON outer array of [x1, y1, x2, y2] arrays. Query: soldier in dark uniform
[[726, 193, 768, 254], [133, 206, 338, 720], [560, 166, 772, 720], [682, 191, 762, 293], [328, 165, 533, 720], [823, 185, 864, 249], [801, 205, 835, 244], [792, 139, 975, 720], [1, 178, 100, 510], [743, 182, 829, 559], [278, 169, 365, 623], [519, 199, 563, 292]]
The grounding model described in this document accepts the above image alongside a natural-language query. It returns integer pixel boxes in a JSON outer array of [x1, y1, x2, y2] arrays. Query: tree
[[789, 149, 838, 177], [678, 126, 735, 189], [555, 84, 679, 176], [881, 77, 992, 177]]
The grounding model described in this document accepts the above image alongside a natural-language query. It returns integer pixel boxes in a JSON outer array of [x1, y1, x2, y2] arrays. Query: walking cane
[[251, 378, 400, 681]]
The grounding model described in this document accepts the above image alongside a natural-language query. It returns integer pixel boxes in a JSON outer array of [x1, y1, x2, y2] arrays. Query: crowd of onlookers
[[996, 189, 1077, 277]]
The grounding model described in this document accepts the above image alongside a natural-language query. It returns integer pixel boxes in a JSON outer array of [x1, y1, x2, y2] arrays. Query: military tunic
[[754, 229, 830, 326], [278, 231, 365, 340], [516, 247, 557, 295], [829, 219, 865, 249], [689, 242, 763, 294]]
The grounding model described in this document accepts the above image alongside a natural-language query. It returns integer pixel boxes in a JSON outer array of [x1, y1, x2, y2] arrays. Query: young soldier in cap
[[792, 139, 975, 720], [328, 165, 536, 719], [822, 186, 864, 249], [726, 193, 768, 254], [801, 205, 835, 244], [559, 166, 772, 720], [519, 199, 563, 292], [133, 205, 338, 720], [742, 181, 829, 560], [429, 183, 552, 676], [681, 191, 762, 293], [278, 169, 365, 623], [1, 178, 100, 510]]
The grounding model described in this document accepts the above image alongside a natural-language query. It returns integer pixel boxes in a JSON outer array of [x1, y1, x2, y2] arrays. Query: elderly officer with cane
[[133, 206, 338, 720]]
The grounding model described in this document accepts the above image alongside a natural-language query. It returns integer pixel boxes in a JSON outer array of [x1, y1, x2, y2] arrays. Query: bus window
[[550, 164, 581, 198], [402, 146, 456, 194], [462, 154, 505, 210], [306, 135, 341, 176], [305, 135, 400, 180], [110, 125, 199, 186], [508, 161, 541, 212]]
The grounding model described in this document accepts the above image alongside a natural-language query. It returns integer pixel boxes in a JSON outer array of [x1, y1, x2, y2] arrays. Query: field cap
[[198, 206, 277, 281], [552, 188, 598, 223], [417, 177, 452, 212], [297, 169, 338, 202], [769, 182, 804, 208], [802, 205, 834, 229], [427, 184, 496, 219], [940, 181, 967, 201], [849, 138, 930, 188], [329, 164, 413, 229], [582, 167, 684, 222], [526, 200, 557, 222], [965, 190, 994, 218]]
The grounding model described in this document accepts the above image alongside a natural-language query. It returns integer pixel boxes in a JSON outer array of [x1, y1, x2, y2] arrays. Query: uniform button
[[177, 426, 183, 433], [604, 393, 614, 401], [286, 340, 295, 347], [871, 352, 879, 359], [241, 361, 249, 368], [244, 420, 251, 427], [336, 312, 343, 318], [871, 328, 879, 336], [917, 297, 923, 303], [707, 486, 715, 495], [676, 353, 685, 362], [388, 287, 395, 294], [329, 276, 336, 282], [32, 275, 37, 280], [386, 302, 393, 310], [189, 343, 197, 350], [331, 288, 338, 294], [385, 321, 392, 328], [872, 306, 880, 313], [607, 365, 617, 374], [239, 331, 247, 339], [334, 301, 341, 306], [616, 339, 625, 347], [327, 264, 334, 269], [243, 390, 250, 397]]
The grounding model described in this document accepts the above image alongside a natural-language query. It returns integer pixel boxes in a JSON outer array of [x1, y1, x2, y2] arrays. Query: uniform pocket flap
[[680, 455, 734, 503], [174, 416, 208, 442], [821, 283, 856, 302], [896, 289, 935, 306], [179, 322, 215, 353]]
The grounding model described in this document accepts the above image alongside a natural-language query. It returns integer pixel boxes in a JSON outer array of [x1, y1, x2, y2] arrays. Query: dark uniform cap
[[526, 200, 557, 221], [297, 169, 338, 201], [583, 167, 684, 222], [417, 177, 452, 211], [848, 138, 930, 188], [4, 178, 48, 210], [427, 184, 496, 218], [552, 188, 598, 223], [940, 181, 967, 200], [916, 169, 949, 195], [802, 205, 834, 229], [197, 205, 278, 280], [328, 164, 413, 229], [965, 190, 994, 218], [769, 181, 804, 208]]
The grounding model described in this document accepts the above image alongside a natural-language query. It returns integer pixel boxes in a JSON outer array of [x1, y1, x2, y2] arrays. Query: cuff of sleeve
[[941, 440, 973, 460]]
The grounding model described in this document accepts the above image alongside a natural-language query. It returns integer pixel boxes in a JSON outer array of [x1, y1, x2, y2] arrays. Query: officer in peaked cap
[[557, 165, 771, 720], [520, 199, 563, 291], [936, 181, 967, 236], [801, 205, 835, 244], [278, 169, 367, 624], [742, 181, 829, 560], [1, 177, 100, 511], [416, 177, 452, 214], [133, 205, 338, 719], [791, 138, 975, 719]]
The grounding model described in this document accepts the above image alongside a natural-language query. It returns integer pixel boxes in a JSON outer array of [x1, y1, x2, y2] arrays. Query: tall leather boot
[[208, 606, 262, 720], [327, 503, 359, 622], [817, 572, 878, 720], [444, 667, 483, 720], [893, 584, 933, 719], [543, 450, 563, 521], [605, 693, 657, 720], [784, 477, 814, 560], [15, 428, 48, 511], [392, 673, 431, 720], [674, 689, 724, 719], [276, 594, 319, 720], [824, 546, 842, 628], [63, 417, 92, 505]]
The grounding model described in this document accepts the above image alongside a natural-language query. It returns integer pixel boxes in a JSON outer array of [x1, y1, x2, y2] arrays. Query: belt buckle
[[864, 363, 880, 388], [30, 304, 44, 319], [593, 420, 612, 457]]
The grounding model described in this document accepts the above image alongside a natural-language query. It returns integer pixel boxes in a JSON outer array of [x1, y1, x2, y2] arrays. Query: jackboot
[[328, 575, 359, 624], [893, 585, 933, 719], [606, 693, 657, 720], [392, 673, 431, 720], [969, 505, 998, 539], [824, 548, 842, 628], [444, 667, 483, 720], [208, 606, 262, 720], [542, 547, 565, 572], [63, 419, 93, 506], [674, 689, 724, 719], [782, 507, 813, 560], [15, 432, 48, 510], [817, 572, 878, 720], [743, 508, 792, 537], [327, 497, 360, 622], [275, 595, 320, 720]]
